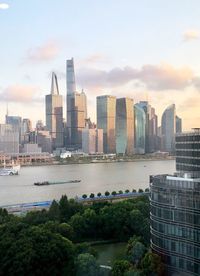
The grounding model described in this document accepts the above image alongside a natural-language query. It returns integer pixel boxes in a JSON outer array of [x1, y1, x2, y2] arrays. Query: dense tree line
[[0, 195, 163, 275]]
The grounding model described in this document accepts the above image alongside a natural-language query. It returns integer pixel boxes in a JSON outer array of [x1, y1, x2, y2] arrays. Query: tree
[[58, 223, 74, 240], [82, 194, 87, 199], [138, 189, 144, 193], [111, 191, 117, 196], [111, 260, 131, 276], [48, 200, 60, 221], [129, 210, 146, 236], [132, 189, 136, 193], [97, 192, 101, 197], [90, 193, 95, 198], [141, 252, 164, 276], [125, 189, 130, 194], [105, 191, 110, 197], [118, 190, 123, 194], [145, 188, 149, 193], [128, 241, 146, 265], [0, 225, 75, 275], [76, 253, 100, 276]]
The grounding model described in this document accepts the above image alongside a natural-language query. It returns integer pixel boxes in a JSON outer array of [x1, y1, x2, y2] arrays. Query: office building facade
[[97, 95, 116, 153], [66, 58, 87, 148], [82, 128, 103, 154], [161, 104, 176, 152], [176, 116, 182, 134], [134, 104, 146, 154], [150, 130, 200, 276], [45, 72, 63, 149], [0, 124, 19, 154], [116, 98, 134, 155]]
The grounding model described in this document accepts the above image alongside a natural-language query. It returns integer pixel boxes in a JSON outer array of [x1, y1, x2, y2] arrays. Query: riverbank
[[9, 155, 175, 167]]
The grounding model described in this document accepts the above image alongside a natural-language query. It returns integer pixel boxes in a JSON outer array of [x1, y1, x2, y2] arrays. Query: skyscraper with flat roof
[[134, 104, 146, 154], [45, 72, 63, 149], [97, 95, 116, 153], [116, 98, 134, 155], [66, 58, 87, 148], [0, 124, 19, 154], [161, 104, 176, 152]]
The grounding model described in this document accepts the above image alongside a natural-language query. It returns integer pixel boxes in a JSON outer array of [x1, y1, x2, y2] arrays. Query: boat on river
[[34, 180, 81, 186], [0, 164, 20, 176]]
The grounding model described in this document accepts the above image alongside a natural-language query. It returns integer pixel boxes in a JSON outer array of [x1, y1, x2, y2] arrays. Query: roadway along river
[[0, 160, 175, 206]]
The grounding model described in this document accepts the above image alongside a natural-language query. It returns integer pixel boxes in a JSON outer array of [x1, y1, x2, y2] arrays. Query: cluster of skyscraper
[[44, 58, 183, 155], [0, 58, 182, 156]]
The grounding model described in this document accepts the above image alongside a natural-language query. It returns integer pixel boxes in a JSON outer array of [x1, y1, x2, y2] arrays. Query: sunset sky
[[1, 0, 200, 130]]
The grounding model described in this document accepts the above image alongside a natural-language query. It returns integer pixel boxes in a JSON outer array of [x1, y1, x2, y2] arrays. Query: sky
[[1, 0, 200, 130]]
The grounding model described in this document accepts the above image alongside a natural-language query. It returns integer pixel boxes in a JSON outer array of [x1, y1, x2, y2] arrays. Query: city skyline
[[1, 1, 200, 129]]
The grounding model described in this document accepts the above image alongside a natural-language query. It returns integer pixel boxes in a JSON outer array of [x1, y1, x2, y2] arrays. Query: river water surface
[[0, 160, 175, 206]]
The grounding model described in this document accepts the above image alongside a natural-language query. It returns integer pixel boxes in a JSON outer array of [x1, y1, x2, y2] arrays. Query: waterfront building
[[149, 107, 158, 152], [0, 124, 19, 154], [161, 104, 176, 152], [45, 72, 63, 149], [22, 143, 42, 153], [176, 115, 182, 133], [150, 129, 200, 276], [97, 95, 116, 153], [134, 104, 146, 154], [36, 120, 45, 131], [5, 115, 22, 143], [66, 58, 87, 148], [37, 131, 52, 153], [137, 101, 157, 153], [21, 118, 32, 135], [116, 98, 134, 155], [21, 118, 32, 145], [82, 128, 103, 154]]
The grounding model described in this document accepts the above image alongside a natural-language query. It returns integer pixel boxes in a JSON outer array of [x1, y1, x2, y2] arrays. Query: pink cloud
[[77, 63, 194, 91], [26, 41, 59, 62], [183, 29, 200, 41], [0, 85, 41, 102]]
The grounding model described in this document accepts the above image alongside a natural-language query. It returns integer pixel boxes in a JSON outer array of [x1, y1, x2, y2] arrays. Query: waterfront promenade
[[1, 192, 149, 215]]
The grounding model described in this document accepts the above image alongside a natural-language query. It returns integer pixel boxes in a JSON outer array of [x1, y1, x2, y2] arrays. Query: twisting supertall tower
[[66, 58, 87, 148], [45, 72, 63, 150]]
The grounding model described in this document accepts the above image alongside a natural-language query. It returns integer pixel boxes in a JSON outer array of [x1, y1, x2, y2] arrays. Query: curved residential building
[[134, 104, 145, 154], [150, 130, 200, 276], [161, 104, 176, 152], [116, 98, 134, 155]]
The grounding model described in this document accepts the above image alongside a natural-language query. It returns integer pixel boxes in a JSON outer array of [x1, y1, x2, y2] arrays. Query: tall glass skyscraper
[[66, 58, 87, 148], [116, 98, 134, 155], [161, 104, 176, 152], [134, 104, 145, 154], [97, 95, 116, 153], [150, 129, 200, 276], [176, 115, 182, 134], [45, 72, 63, 149]]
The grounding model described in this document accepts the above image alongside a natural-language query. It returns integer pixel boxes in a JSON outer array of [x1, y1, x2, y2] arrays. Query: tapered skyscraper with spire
[[45, 72, 63, 149], [66, 58, 87, 148]]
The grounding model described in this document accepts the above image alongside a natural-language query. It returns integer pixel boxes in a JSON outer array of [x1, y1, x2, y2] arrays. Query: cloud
[[77, 63, 194, 91], [0, 85, 41, 103], [183, 29, 200, 41], [0, 3, 9, 9], [26, 41, 59, 63]]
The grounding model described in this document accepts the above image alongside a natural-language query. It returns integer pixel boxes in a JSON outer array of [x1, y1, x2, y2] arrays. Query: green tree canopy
[[76, 253, 100, 276]]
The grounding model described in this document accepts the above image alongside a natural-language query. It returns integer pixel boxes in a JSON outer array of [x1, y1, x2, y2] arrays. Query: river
[[0, 160, 175, 206]]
